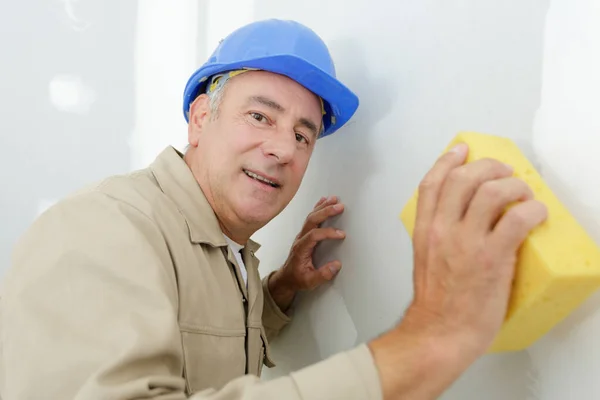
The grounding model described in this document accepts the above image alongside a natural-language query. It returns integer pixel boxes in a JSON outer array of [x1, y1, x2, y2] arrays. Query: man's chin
[[236, 204, 283, 226]]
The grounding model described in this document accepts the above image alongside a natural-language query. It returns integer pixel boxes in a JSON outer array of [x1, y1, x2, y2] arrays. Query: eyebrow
[[248, 95, 319, 138]]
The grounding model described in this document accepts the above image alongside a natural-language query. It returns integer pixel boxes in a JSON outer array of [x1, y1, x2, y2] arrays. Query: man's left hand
[[268, 196, 346, 311]]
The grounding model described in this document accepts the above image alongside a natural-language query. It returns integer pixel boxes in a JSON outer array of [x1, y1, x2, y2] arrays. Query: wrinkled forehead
[[208, 69, 326, 120]]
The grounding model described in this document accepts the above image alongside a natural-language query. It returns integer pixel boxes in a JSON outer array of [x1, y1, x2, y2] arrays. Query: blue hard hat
[[182, 19, 359, 138]]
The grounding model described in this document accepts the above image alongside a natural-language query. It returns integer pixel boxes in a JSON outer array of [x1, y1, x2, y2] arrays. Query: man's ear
[[187, 94, 211, 147]]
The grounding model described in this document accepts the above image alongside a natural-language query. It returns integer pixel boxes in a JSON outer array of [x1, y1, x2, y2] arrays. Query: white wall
[[2, 0, 599, 399], [528, 0, 600, 398], [0, 0, 138, 269]]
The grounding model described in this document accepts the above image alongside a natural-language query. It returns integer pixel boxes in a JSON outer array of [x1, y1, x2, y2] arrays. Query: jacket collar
[[149, 146, 261, 253]]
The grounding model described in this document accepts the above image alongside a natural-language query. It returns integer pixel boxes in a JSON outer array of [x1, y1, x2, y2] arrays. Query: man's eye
[[250, 112, 267, 123], [295, 133, 308, 144]]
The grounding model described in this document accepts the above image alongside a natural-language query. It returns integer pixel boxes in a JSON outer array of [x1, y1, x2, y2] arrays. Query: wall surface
[[0, 0, 138, 269], [528, 0, 600, 398], [2, 0, 599, 399]]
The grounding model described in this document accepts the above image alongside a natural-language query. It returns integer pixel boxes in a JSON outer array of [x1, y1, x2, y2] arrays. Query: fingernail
[[328, 196, 336, 202], [334, 204, 343, 211], [329, 264, 341, 275], [336, 229, 345, 237], [449, 143, 467, 155], [504, 163, 514, 173]]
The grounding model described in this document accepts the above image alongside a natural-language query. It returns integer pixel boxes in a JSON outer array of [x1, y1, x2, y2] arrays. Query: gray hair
[[207, 79, 228, 118]]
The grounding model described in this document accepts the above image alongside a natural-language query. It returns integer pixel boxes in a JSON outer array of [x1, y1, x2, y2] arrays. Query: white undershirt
[[224, 235, 247, 286]]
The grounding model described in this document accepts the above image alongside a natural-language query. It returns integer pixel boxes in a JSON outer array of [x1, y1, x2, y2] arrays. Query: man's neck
[[219, 222, 248, 246]]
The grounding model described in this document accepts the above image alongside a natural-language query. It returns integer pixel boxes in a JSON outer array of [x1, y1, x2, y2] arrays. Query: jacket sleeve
[[260, 271, 292, 341], [0, 191, 382, 400]]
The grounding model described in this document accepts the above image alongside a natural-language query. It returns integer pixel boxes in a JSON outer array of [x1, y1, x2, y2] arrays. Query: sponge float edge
[[399, 131, 600, 352]]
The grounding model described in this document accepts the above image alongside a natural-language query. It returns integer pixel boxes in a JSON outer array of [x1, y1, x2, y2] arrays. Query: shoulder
[[66, 166, 164, 218], [15, 166, 169, 252], [7, 167, 178, 291]]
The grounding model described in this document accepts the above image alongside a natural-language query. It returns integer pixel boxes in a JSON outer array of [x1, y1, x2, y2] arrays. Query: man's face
[[186, 70, 323, 233]]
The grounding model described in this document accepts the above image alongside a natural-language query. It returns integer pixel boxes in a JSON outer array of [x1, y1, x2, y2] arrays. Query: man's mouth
[[243, 169, 281, 188]]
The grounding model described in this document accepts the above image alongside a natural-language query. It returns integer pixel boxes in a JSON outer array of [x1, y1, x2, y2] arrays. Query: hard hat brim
[[182, 54, 359, 137]]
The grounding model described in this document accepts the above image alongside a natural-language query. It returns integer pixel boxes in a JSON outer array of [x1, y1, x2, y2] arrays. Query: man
[[0, 19, 547, 400]]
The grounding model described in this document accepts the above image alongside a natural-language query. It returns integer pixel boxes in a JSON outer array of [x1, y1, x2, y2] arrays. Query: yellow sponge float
[[400, 132, 600, 352]]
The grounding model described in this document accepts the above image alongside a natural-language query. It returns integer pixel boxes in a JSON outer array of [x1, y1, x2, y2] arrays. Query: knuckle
[[291, 241, 302, 253], [448, 166, 468, 183], [479, 158, 509, 174], [307, 213, 319, 225], [482, 157, 504, 170], [428, 219, 446, 246], [418, 176, 439, 193], [419, 150, 467, 194], [420, 165, 456, 193], [309, 228, 324, 241], [323, 205, 336, 216], [506, 208, 529, 230], [480, 180, 502, 199], [509, 179, 532, 201], [518, 178, 535, 197]]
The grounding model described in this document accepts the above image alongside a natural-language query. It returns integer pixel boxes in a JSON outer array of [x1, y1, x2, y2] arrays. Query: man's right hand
[[368, 143, 548, 400]]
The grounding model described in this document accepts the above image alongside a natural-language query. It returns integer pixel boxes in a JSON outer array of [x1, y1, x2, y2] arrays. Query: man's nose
[[262, 131, 296, 164]]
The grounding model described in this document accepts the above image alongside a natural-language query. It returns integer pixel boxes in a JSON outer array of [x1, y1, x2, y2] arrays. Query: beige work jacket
[[0, 146, 382, 399]]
